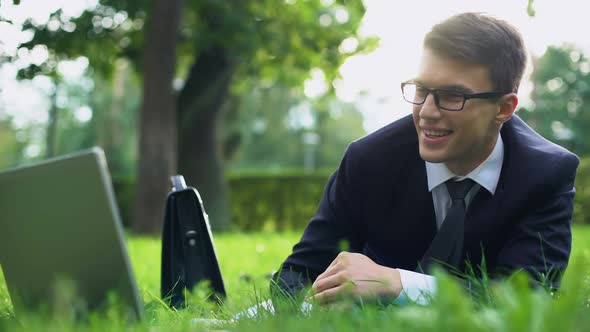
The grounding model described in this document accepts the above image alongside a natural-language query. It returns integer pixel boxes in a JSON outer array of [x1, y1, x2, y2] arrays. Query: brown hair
[[424, 12, 527, 93]]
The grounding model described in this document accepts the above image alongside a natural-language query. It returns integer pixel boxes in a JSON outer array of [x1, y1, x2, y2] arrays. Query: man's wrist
[[382, 267, 403, 298], [395, 269, 437, 305]]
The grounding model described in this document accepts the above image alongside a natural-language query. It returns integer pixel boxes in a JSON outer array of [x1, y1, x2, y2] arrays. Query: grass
[[1, 226, 590, 331]]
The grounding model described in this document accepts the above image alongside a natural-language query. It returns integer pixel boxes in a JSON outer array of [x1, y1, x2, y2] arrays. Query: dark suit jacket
[[273, 114, 579, 296]]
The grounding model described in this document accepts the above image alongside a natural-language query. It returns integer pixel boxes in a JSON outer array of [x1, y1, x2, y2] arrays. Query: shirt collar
[[425, 134, 504, 194]]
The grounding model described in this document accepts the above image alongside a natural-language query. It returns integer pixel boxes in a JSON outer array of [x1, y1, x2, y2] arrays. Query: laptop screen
[[0, 148, 143, 320]]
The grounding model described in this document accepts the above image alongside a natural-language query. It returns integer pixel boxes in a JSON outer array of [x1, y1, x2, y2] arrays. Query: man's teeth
[[424, 129, 451, 137]]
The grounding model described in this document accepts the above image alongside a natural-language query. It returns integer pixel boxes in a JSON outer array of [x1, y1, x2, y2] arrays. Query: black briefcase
[[160, 175, 226, 308]]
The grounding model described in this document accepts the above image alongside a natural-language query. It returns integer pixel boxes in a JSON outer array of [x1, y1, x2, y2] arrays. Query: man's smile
[[423, 129, 453, 138], [420, 126, 454, 140]]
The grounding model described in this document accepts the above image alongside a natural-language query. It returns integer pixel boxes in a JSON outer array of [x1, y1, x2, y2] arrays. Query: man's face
[[412, 48, 502, 175]]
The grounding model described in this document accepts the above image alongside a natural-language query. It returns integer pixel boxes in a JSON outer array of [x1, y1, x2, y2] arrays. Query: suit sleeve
[[271, 143, 365, 300], [492, 153, 579, 289]]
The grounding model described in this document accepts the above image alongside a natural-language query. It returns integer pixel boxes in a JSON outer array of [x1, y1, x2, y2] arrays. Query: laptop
[[0, 148, 143, 320]]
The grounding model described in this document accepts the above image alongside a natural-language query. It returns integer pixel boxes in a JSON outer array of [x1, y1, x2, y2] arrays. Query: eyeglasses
[[401, 82, 509, 111]]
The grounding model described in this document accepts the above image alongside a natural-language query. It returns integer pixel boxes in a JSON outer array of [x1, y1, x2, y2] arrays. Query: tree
[[519, 46, 590, 156], [13, 0, 376, 232], [133, 0, 183, 233]]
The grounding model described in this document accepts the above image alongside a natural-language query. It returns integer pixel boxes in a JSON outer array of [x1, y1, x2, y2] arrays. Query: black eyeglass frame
[[400, 82, 510, 111]]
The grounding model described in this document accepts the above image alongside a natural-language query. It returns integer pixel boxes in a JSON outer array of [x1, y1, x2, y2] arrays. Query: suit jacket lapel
[[463, 126, 512, 259]]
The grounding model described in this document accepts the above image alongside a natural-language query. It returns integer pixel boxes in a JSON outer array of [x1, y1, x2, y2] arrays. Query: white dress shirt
[[394, 134, 504, 305]]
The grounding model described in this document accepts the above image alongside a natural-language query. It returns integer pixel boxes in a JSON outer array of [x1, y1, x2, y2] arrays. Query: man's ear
[[495, 93, 518, 124]]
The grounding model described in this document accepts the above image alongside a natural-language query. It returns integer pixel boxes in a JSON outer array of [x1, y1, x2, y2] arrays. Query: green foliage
[[15, 0, 376, 89], [112, 175, 137, 228], [88, 62, 141, 176], [229, 84, 366, 170], [17, 4, 146, 79], [0, 63, 140, 175], [527, 0, 536, 17], [519, 45, 590, 156], [573, 157, 590, 224], [519, 46, 590, 226], [0, 118, 27, 168], [47, 77, 96, 156]]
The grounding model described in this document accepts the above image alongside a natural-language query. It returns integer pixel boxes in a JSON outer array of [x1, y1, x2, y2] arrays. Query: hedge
[[111, 170, 332, 232], [227, 170, 331, 231], [112, 159, 590, 232], [573, 157, 590, 224]]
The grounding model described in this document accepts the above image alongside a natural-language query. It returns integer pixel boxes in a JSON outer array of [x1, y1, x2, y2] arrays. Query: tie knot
[[446, 178, 475, 201]]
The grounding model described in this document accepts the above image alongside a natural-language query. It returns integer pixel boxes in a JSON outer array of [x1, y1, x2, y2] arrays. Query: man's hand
[[310, 251, 402, 304]]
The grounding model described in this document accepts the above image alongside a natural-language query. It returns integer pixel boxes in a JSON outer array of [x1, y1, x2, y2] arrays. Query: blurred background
[[0, 0, 589, 234]]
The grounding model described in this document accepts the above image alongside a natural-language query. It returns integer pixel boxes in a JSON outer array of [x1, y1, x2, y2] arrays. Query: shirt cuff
[[393, 269, 437, 305]]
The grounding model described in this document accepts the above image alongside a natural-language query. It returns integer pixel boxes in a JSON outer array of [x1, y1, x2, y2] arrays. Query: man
[[271, 12, 579, 305]]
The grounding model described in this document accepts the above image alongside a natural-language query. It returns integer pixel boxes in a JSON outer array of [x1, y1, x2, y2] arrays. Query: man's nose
[[418, 93, 442, 119]]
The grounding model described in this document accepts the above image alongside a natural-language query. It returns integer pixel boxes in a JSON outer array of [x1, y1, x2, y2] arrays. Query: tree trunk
[[98, 60, 126, 173], [45, 93, 58, 158], [133, 0, 183, 234], [177, 47, 235, 231]]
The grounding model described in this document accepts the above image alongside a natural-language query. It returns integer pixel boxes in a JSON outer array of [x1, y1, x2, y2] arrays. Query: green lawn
[[1, 227, 590, 331], [571, 224, 590, 257], [127, 231, 301, 309]]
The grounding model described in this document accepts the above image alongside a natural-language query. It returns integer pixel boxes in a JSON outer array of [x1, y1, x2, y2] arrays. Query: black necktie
[[419, 178, 476, 273]]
